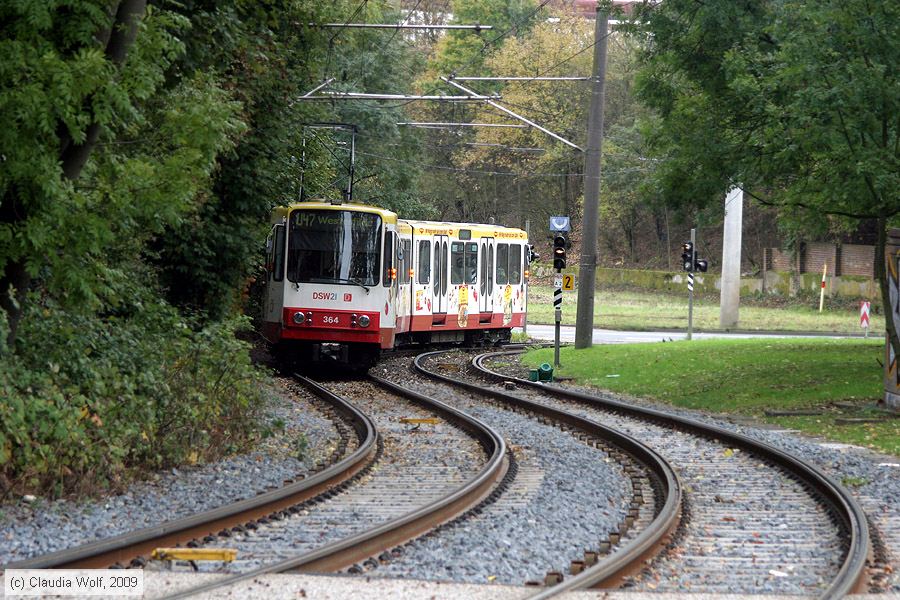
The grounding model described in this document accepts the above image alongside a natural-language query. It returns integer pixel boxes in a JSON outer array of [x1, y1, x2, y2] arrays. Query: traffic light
[[681, 241, 709, 272], [681, 241, 694, 271], [553, 234, 567, 270]]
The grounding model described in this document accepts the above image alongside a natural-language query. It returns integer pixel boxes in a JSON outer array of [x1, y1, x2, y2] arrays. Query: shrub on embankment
[[0, 300, 264, 499]]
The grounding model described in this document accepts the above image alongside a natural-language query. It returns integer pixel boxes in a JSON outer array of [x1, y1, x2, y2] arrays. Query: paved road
[[517, 324, 870, 344]]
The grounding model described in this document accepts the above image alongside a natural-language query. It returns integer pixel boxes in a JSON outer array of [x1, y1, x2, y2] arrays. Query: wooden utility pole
[[574, 8, 609, 349]]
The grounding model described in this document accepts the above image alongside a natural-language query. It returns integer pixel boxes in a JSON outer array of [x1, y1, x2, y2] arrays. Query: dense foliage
[[0, 302, 262, 496], [632, 0, 899, 349], [0, 0, 427, 497], [3, 0, 891, 497]]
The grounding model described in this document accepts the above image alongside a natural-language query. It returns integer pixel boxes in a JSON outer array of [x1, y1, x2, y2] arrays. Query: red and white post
[[860, 301, 871, 338], [818, 263, 827, 312]]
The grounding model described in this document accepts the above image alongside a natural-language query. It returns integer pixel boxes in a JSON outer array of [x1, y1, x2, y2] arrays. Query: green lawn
[[522, 338, 899, 456], [526, 286, 881, 334]]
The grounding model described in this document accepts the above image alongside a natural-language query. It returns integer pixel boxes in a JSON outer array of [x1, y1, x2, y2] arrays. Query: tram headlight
[[358, 314, 370, 328], [292, 311, 306, 325]]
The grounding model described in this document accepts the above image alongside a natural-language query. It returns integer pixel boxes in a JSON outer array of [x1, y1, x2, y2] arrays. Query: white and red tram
[[261, 200, 531, 367]]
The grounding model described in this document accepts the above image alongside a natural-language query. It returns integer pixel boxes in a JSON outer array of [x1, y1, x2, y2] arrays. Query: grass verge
[[526, 286, 881, 334], [522, 337, 899, 456]]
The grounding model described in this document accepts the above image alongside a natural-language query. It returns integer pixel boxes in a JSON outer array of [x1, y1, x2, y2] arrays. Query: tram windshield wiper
[[307, 277, 371, 292], [337, 277, 371, 293]]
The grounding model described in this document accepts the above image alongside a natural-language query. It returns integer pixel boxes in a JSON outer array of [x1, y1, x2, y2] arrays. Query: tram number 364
[[322, 315, 340, 324]]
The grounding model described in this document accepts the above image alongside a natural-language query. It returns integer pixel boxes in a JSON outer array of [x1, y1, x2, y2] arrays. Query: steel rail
[[413, 349, 682, 590], [2, 376, 377, 571], [157, 372, 508, 600], [473, 350, 872, 599]]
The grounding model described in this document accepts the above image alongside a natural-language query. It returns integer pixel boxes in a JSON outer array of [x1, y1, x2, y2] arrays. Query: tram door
[[432, 235, 449, 315], [479, 237, 494, 314], [264, 223, 286, 326]]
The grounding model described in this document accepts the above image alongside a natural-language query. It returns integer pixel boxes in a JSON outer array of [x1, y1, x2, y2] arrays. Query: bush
[[0, 300, 265, 498]]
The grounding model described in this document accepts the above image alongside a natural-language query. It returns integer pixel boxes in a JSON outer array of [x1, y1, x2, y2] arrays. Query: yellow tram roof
[[272, 202, 527, 240], [400, 219, 528, 241], [273, 201, 398, 224]]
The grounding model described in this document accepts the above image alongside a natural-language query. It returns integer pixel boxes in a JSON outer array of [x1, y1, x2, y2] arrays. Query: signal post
[[550, 217, 570, 367], [681, 228, 708, 340]]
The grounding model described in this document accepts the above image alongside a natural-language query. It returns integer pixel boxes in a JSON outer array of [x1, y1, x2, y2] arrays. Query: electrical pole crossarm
[[441, 77, 583, 151]]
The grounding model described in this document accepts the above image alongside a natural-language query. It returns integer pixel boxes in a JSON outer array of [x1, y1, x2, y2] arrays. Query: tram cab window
[[496, 243, 509, 285], [400, 239, 411, 284], [509, 244, 522, 285], [418, 240, 431, 284], [286, 210, 380, 285]]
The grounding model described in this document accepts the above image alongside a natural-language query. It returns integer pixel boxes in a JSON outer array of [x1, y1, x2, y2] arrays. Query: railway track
[[153, 373, 507, 599], [4, 371, 509, 599], [3, 377, 375, 571], [2, 346, 872, 599], [459, 349, 871, 598], [189, 376, 502, 574], [387, 349, 681, 590]]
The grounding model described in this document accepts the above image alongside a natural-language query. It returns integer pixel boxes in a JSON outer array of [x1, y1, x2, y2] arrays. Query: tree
[[634, 0, 899, 352], [447, 15, 658, 259], [152, 0, 338, 317], [0, 1, 193, 346], [154, 0, 433, 316], [427, 0, 539, 79], [409, 0, 543, 223]]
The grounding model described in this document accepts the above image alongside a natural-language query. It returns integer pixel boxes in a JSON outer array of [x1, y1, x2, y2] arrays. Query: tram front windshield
[[287, 210, 382, 286]]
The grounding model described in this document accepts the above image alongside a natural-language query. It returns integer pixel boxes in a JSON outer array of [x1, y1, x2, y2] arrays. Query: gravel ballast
[[0, 379, 339, 564], [367, 355, 632, 586], [494, 353, 900, 593], [195, 378, 488, 572]]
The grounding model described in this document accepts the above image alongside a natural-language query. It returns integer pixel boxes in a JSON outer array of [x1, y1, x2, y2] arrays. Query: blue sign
[[549, 216, 570, 232]]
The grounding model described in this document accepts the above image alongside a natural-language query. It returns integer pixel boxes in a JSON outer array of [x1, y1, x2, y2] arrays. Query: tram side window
[[418, 240, 431, 284], [488, 244, 494, 294], [271, 224, 285, 282], [496, 243, 509, 285], [433, 242, 441, 293], [441, 240, 449, 295], [451, 242, 464, 284], [509, 244, 522, 285], [479, 241, 487, 296], [465, 242, 478, 284], [383, 232, 395, 287], [400, 239, 411, 284]]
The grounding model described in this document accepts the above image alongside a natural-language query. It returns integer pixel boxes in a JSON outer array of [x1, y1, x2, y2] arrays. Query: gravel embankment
[[0, 379, 339, 564], [492, 353, 900, 593], [365, 354, 632, 586]]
